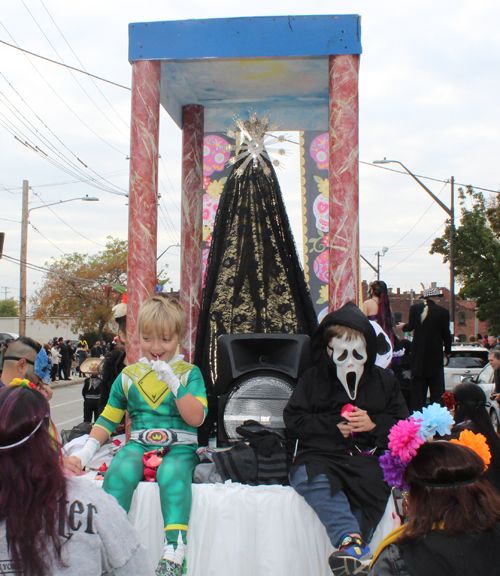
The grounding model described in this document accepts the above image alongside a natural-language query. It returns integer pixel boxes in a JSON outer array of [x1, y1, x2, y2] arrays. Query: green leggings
[[103, 441, 198, 545]]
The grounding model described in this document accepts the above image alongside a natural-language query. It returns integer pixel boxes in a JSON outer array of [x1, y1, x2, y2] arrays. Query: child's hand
[[344, 407, 376, 433], [337, 421, 354, 438], [152, 360, 181, 397]]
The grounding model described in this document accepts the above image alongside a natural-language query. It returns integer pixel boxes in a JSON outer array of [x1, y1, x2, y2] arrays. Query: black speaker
[[201, 334, 311, 446]]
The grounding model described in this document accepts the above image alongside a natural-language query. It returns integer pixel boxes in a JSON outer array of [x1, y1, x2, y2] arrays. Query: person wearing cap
[[397, 287, 451, 412]]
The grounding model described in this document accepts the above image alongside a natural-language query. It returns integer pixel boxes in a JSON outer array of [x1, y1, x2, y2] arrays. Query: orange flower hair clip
[[450, 429, 491, 469]]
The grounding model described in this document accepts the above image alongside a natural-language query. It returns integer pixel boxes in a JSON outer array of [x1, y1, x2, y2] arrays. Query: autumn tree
[[31, 237, 170, 340], [430, 186, 500, 333], [0, 298, 19, 317]]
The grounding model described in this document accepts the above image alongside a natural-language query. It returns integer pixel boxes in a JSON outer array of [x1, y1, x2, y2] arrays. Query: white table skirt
[[128, 481, 395, 576], [67, 437, 395, 575]]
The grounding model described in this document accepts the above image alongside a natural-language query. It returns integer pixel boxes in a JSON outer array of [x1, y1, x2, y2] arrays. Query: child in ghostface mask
[[284, 301, 408, 576]]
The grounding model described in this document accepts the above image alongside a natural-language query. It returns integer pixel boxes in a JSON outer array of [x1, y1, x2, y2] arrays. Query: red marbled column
[[127, 60, 161, 364], [328, 54, 360, 311], [179, 104, 204, 363]]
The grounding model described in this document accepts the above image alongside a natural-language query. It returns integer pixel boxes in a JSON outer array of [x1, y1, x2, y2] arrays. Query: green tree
[[31, 237, 170, 340], [430, 186, 500, 332], [0, 298, 19, 317]]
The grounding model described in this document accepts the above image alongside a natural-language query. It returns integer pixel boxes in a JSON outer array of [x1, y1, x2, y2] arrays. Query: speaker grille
[[223, 374, 294, 443]]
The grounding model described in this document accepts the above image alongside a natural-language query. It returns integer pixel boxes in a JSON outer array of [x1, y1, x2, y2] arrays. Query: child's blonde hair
[[137, 295, 186, 339]]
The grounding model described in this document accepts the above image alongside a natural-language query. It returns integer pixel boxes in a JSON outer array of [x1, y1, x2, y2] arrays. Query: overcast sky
[[1, 0, 499, 311]]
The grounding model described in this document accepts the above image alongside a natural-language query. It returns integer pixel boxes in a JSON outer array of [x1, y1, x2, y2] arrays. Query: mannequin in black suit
[[397, 288, 452, 411]]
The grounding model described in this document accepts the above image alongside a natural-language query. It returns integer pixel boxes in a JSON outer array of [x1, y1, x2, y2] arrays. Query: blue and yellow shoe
[[155, 558, 183, 576], [328, 534, 370, 575]]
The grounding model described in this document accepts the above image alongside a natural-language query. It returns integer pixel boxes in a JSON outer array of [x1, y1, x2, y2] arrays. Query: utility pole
[[2, 287, 10, 300], [19, 180, 28, 336], [449, 176, 455, 334], [373, 160, 456, 332], [361, 247, 388, 281]]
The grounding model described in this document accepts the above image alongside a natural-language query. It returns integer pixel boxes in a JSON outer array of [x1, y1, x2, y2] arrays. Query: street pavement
[[49, 376, 86, 430]]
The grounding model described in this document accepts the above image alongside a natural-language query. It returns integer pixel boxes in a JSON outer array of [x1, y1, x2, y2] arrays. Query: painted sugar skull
[[310, 133, 329, 170], [329, 331, 367, 400], [203, 135, 231, 176], [313, 192, 329, 232]]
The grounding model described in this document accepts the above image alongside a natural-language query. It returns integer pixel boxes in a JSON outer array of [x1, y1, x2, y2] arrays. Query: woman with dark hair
[[363, 280, 395, 347], [451, 382, 500, 492], [0, 385, 154, 576], [369, 441, 500, 575]]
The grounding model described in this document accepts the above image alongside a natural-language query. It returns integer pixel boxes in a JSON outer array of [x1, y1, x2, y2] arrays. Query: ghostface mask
[[329, 334, 367, 400]]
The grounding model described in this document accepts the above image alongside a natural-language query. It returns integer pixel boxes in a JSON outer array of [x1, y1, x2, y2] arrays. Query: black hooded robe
[[284, 302, 409, 539]]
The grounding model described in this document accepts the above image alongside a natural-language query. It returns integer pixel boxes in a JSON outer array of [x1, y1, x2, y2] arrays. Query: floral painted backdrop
[[202, 131, 329, 322], [202, 134, 232, 283], [300, 131, 330, 322]]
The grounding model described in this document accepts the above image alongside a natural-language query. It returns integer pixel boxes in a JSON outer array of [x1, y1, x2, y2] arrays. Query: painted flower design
[[207, 178, 225, 199], [313, 250, 329, 282], [317, 284, 329, 304], [202, 225, 212, 242], [202, 248, 210, 285]]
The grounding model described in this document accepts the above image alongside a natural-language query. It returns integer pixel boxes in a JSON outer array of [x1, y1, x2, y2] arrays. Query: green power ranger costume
[[95, 355, 207, 550]]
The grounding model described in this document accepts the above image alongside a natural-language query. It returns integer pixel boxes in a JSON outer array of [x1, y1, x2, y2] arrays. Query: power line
[[31, 190, 107, 248], [2, 254, 101, 285], [387, 181, 449, 252], [0, 38, 130, 90], [0, 72, 128, 196], [361, 160, 500, 195], [0, 25, 126, 156], [21, 0, 128, 139], [37, 0, 129, 131], [382, 223, 445, 274], [29, 222, 65, 254]]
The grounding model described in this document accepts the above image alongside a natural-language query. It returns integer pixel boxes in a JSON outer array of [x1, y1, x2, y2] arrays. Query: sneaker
[[328, 534, 370, 576], [155, 558, 183, 576]]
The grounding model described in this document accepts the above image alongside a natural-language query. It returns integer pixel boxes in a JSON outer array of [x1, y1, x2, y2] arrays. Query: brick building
[[362, 282, 490, 342]]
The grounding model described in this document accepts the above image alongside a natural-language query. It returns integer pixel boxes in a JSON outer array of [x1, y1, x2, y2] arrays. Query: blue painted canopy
[[129, 15, 362, 131]]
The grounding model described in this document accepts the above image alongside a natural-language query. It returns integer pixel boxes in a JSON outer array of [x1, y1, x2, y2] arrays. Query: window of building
[[458, 312, 466, 325]]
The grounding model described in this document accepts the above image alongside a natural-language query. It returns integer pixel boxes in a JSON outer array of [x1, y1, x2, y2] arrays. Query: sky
[[1, 0, 499, 310]]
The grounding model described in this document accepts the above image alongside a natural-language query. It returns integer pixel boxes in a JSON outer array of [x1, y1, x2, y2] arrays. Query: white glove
[[152, 360, 181, 397], [72, 437, 100, 468]]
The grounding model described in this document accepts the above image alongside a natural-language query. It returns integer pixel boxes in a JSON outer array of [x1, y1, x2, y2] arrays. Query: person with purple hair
[[0, 384, 154, 576], [363, 280, 395, 348]]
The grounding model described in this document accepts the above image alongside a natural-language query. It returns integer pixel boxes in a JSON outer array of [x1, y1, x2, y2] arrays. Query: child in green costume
[[73, 295, 207, 576]]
